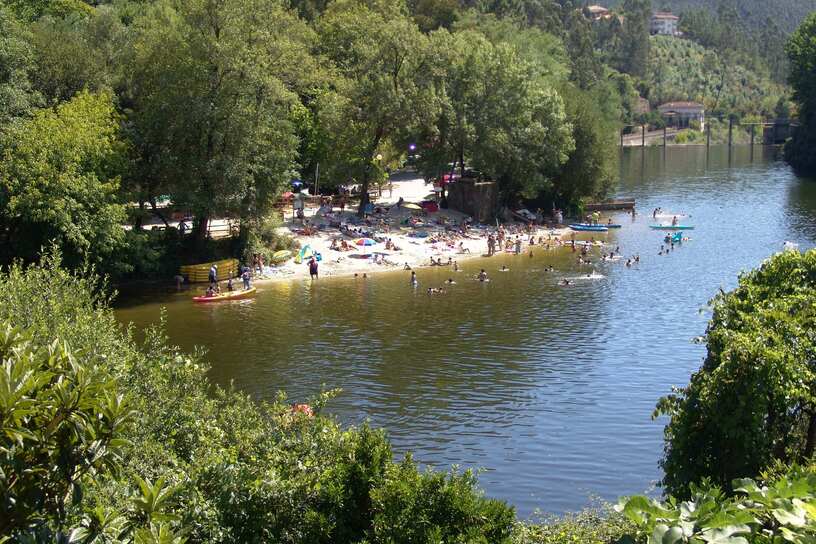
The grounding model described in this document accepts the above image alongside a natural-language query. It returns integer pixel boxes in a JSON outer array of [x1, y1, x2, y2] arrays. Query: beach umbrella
[[402, 203, 421, 210], [356, 238, 376, 246]]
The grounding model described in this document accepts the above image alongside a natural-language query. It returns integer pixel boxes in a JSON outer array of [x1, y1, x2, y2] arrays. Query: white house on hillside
[[657, 102, 705, 131], [650, 12, 680, 36], [586, 4, 611, 21]]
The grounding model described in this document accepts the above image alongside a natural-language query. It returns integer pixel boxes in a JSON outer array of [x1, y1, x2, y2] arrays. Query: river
[[116, 146, 816, 517]]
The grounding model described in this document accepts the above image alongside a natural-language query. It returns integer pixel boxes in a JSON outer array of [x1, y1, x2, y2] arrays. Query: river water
[[116, 146, 816, 517]]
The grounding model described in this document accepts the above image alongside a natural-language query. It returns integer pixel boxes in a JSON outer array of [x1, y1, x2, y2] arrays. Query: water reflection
[[117, 146, 816, 516]]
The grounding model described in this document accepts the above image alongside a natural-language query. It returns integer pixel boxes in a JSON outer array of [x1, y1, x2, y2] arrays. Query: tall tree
[[615, 0, 651, 78], [784, 12, 816, 178], [417, 28, 573, 202], [0, 90, 127, 268], [125, 0, 312, 241], [316, 0, 439, 214], [656, 249, 816, 497], [0, 6, 40, 134]]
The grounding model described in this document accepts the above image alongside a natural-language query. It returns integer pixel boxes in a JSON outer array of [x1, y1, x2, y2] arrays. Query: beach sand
[[256, 177, 570, 283]]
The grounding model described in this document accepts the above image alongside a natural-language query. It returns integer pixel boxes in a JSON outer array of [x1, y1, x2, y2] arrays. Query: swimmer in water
[[478, 269, 488, 281], [446, 278, 456, 284], [410, 271, 418, 285], [560, 278, 572, 286], [453, 261, 459, 272], [500, 265, 509, 272], [626, 259, 632, 267]]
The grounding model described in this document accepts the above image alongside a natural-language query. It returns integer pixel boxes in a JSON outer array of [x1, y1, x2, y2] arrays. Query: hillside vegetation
[[609, 0, 816, 32], [672, 0, 815, 32], [645, 35, 788, 117]]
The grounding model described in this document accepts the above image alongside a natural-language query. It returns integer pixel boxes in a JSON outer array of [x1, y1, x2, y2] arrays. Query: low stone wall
[[447, 179, 498, 223]]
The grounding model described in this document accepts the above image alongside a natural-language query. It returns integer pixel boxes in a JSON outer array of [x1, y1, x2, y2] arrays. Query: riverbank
[[253, 177, 572, 283]]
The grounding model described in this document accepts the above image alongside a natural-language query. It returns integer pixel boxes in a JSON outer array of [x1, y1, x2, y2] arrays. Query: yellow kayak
[[271, 250, 292, 263], [193, 287, 256, 302], [180, 258, 239, 283]]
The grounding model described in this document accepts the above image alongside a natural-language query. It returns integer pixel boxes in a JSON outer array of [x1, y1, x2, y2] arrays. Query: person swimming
[[626, 259, 632, 267], [445, 278, 456, 284], [500, 265, 509, 272], [560, 278, 572, 286]]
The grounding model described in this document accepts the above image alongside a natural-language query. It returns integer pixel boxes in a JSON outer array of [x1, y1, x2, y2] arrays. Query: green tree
[[0, 90, 127, 268], [656, 249, 816, 498], [416, 28, 572, 202], [549, 83, 619, 206], [316, 0, 439, 214], [615, 0, 651, 78], [784, 12, 816, 178], [0, 6, 40, 133], [126, 0, 311, 242], [29, 6, 127, 105]]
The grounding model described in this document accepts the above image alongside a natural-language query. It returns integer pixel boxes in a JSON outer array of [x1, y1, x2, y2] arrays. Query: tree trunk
[[194, 214, 210, 246], [804, 409, 816, 459], [357, 130, 384, 216], [149, 197, 171, 228], [135, 200, 145, 231]]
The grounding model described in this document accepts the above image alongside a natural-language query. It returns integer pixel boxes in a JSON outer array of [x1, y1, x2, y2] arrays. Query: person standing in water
[[208, 264, 218, 287], [410, 271, 418, 286], [308, 256, 319, 279], [241, 266, 251, 289], [478, 269, 488, 281]]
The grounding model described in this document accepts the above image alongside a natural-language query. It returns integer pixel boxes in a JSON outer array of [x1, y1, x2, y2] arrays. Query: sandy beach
[[257, 176, 571, 283]]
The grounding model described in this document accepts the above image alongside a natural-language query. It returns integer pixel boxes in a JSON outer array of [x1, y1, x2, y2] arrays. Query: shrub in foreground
[[0, 254, 515, 543]]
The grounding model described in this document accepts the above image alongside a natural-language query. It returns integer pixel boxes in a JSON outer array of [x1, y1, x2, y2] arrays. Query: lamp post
[[376, 154, 383, 197]]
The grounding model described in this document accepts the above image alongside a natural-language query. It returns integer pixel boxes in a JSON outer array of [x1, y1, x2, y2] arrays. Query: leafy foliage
[[784, 12, 816, 178], [0, 90, 127, 269], [656, 249, 816, 498], [0, 6, 39, 132], [618, 469, 816, 543], [415, 27, 573, 201], [125, 0, 307, 241], [645, 36, 788, 117], [0, 323, 132, 537], [0, 254, 518, 542], [315, 0, 438, 213]]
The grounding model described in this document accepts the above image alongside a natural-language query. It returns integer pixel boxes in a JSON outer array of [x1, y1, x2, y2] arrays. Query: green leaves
[[619, 471, 816, 544], [0, 89, 127, 269], [784, 12, 816, 176], [0, 322, 132, 537], [657, 250, 816, 498]]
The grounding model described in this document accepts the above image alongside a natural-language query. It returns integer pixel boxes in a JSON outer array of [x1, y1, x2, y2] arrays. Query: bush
[[0, 253, 517, 543], [513, 506, 635, 544], [655, 249, 816, 498], [617, 468, 816, 543], [240, 214, 297, 264]]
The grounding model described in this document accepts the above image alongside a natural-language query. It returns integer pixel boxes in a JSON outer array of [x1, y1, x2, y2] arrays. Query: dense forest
[[0, 0, 805, 280], [628, 0, 816, 32]]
